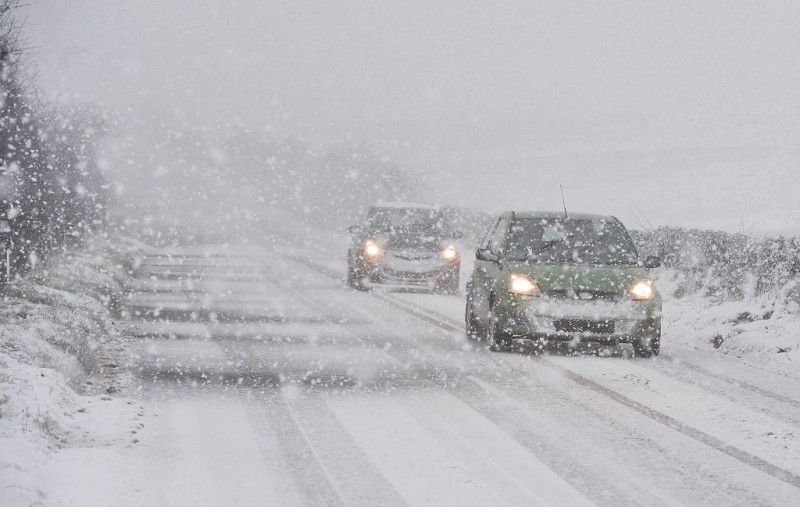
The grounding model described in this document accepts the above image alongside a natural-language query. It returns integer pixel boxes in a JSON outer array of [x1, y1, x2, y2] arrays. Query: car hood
[[374, 230, 449, 251], [503, 260, 651, 294]]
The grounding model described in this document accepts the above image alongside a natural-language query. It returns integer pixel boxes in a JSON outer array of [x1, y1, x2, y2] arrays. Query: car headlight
[[508, 274, 540, 296], [630, 279, 655, 300], [364, 240, 382, 258], [441, 244, 457, 260]]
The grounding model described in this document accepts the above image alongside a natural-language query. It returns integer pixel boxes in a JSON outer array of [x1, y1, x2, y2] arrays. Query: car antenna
[[560, 185, 568, 218]]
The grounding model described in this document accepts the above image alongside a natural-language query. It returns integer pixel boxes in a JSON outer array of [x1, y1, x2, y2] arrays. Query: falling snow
[[2, 1, 800, 506]]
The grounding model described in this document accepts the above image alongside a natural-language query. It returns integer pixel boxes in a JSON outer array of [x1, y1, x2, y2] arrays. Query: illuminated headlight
[[508, 274, 540, 296], [630, 279, 655, 300], [441, 244, 457, 260], [364, 240, 382, 257]]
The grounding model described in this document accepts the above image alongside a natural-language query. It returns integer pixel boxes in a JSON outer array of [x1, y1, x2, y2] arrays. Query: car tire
[[346, 261, 355, 287], [633, 327, 661, 358], [435, 266, 459, 295], [346, 257, 366, 291], [465, 293, 480, 340], [446, 266, 460, 294], [488, 303, 512, 352]]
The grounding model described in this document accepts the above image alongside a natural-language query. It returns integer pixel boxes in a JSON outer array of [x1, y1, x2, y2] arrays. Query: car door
[[471, 214, 509, 323]]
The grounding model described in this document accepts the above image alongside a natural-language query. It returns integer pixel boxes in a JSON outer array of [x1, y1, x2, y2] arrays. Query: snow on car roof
[[510, 211, 617, 221], [372, 201, 440, 210]]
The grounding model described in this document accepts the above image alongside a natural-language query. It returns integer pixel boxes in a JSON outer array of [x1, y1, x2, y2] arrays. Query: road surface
[[48, 229, 800, 506]]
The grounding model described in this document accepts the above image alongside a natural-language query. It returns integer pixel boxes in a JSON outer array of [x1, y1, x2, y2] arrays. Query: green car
[[465, 212, 662, 357]]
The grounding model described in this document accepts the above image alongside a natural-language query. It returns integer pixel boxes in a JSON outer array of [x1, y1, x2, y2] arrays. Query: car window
[[366, 207, 444, 232], [506, 217, 637, 265], [488, 216, 508, 256], [542, 225, 565, 242]]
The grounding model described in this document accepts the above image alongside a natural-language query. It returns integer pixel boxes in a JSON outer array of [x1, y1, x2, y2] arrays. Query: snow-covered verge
[[0, 236, 146, 506], [657, 268, 799, 379]]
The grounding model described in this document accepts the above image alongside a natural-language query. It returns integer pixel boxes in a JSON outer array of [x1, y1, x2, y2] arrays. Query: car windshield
[[505, 217, 638, 265], [366, 207, 444, 233]]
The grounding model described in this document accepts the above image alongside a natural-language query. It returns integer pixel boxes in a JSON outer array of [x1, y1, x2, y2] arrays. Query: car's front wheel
[[346, 256, 367, 291], [435, 265, 460, 295], [465, 293, 481, 341], [633, 326, 661, 358], [487, 302, 513, 352]]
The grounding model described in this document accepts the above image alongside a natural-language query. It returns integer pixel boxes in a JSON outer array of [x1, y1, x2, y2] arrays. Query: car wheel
[[346, 257, 366, 291], [488, 302, 512, 352], [531, 338, 546, 356], [346, 261, 355, 287], [465, 294, 480, 340], [447, 265, 461, 294], [445, 267, 460, 294], [633, 328, 661, 358], [434, 266, 459, 295]]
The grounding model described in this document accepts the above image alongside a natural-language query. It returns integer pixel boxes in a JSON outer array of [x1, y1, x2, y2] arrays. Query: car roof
[[507, 211, 619, 221], [371, 202, 440, 210]]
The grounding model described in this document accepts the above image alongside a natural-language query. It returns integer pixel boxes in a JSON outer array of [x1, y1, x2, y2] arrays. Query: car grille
[[390, 250, 436, 261], [529, 316, 638, 335], [381, 268, 439, 281], [546, 290, 624, 302], [553, 319, 615, 334]]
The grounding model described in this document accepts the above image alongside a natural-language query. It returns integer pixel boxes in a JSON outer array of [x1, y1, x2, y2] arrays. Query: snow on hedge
[[0, 236, 145, 506]]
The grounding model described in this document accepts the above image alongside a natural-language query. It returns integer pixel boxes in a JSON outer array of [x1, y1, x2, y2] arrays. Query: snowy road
[[52, 236, 800, 506]]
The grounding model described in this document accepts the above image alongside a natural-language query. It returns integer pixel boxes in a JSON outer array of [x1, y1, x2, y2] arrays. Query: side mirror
[[348, 225, 361, 234], [643, 256, 661, 269], [476, 249, 499, 262]]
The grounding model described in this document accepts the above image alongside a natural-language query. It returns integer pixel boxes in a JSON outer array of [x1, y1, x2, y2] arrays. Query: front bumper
[[364, 251, 458, 285], [499, 296, 661, 344]]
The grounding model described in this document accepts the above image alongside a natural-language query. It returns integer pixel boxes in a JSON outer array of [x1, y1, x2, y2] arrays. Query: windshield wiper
[[526, 235, 572, 258]]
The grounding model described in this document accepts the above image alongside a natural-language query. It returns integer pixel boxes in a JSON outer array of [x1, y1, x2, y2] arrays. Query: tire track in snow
[[400, 392, 595, 506], [132, 251, 405, 506], [128, 252, 341, 504], [661, 356, 800, 409], [369, 318, 794, 504], [280, 257, 618, 504], [255, 389, 409, 507], [555, 365, 800, 489], [289, 277, 639, 504]]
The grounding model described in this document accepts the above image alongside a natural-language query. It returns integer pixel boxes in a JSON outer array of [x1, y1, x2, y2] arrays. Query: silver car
[[346, 203, 461, 293]]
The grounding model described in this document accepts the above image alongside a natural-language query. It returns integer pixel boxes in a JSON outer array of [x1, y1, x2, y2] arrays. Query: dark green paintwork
[[467, 211, 662, 352], [503, 261, 651, 293]]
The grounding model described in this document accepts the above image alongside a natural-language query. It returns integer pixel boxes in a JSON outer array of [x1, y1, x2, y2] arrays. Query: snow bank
[[657, 268, 799, 378], [0, 236, 145, 506]]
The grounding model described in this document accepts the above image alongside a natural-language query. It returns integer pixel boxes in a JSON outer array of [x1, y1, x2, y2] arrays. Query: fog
[[23, 0, 800, 234]]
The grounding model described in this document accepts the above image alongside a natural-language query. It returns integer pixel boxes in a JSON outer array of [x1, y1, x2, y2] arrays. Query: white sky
[[22, 0, 800, 233]]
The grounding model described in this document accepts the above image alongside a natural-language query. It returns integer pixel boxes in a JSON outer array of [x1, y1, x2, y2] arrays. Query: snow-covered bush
[[631, 227, 800, 304], [0, 234, 138, 506], [1, 236, 134, 375], [1, 1, 108, 276]]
